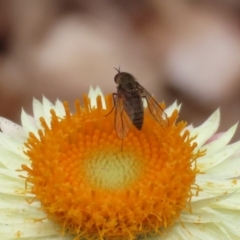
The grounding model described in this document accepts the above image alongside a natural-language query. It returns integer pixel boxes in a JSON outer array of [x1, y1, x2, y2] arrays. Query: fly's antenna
[[114, 67, 121, 73]]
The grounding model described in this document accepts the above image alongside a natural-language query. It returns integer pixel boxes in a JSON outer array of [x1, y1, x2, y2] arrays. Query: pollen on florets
[[21, 94, 203, 240]]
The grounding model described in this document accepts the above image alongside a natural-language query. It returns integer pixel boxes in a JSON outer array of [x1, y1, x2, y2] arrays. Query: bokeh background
[[1, 0, 240, 140]]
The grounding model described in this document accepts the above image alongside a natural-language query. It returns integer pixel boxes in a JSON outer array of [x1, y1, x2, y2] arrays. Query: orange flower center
[[22, 94, 203, 240]]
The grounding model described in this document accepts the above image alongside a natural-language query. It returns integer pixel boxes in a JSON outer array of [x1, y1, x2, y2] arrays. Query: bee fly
[[107, 68, 168, 144]]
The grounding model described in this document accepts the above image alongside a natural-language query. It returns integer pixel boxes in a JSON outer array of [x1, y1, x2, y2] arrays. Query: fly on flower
[[108, 68, 168, 140]]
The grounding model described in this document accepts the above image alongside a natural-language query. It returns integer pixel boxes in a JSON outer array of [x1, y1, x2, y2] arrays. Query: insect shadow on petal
[[105, 67, 168, 150]]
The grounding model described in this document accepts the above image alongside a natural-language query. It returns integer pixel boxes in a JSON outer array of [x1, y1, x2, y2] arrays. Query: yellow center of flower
[[22, 94, 202, 240], [84, 149, 144, 189]]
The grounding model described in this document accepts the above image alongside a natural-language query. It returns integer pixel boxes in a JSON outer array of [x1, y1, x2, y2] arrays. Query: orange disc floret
[[22, 94, 203, 240]]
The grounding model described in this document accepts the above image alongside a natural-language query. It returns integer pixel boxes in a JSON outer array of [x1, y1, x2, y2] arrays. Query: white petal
[[0, 146, 28, 170], [206, 156, 240, 178], [32, 98, 45, 128], [0, 134, 27, 159], [197, 140, 240, 171], [165, 101, 181, 117], [202, 123, 238, 155], [190, 109, 220, 150], [0, 221, 72, 239], [21, 109, 38, 136], [88, 86, 106, 109], [185, 123, 194, 132], [42, 96, 55, 126], [0, 169, 26, 194], [88, 85, 95, 97], [0, 117, 26, 140], [0, 188, 71, 239], [33, 97, 66, 127], [55, 99, 66, 117]]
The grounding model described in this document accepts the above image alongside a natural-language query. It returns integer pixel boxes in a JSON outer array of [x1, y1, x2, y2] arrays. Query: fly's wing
[[140, 85, 168, 127], [114, 91, 133, 139]]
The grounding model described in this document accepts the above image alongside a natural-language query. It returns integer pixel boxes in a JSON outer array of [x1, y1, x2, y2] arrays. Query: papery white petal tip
[[88, 85, 106, 109], [88, 85, 94, 96], [95, 85, 104, 94], [165, 101, 181, 116]]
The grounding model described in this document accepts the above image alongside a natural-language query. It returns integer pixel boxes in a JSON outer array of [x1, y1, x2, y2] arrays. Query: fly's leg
[[104, 93, 117, 117]]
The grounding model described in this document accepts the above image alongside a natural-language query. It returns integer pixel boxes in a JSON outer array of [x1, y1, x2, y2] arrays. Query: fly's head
[[114, 68, 136, 90]]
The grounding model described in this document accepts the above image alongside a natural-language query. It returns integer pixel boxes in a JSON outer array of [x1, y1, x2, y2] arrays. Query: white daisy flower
[[0, 87, 239, 240]]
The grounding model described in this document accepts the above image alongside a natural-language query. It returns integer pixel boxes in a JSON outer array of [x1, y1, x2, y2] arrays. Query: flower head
[[0, 86, 240, 240]]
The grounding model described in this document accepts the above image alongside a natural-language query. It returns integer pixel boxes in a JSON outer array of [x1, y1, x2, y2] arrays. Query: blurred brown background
[[1, 0, 240, 140]]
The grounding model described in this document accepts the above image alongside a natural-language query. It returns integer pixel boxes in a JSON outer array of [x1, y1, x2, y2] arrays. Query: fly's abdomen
[[132, 103, 144, 130], [124, 94, 144, 130]]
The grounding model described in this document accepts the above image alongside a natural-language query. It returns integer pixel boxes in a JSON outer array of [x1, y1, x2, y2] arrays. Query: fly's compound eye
[[114, 73, 122, 84]]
